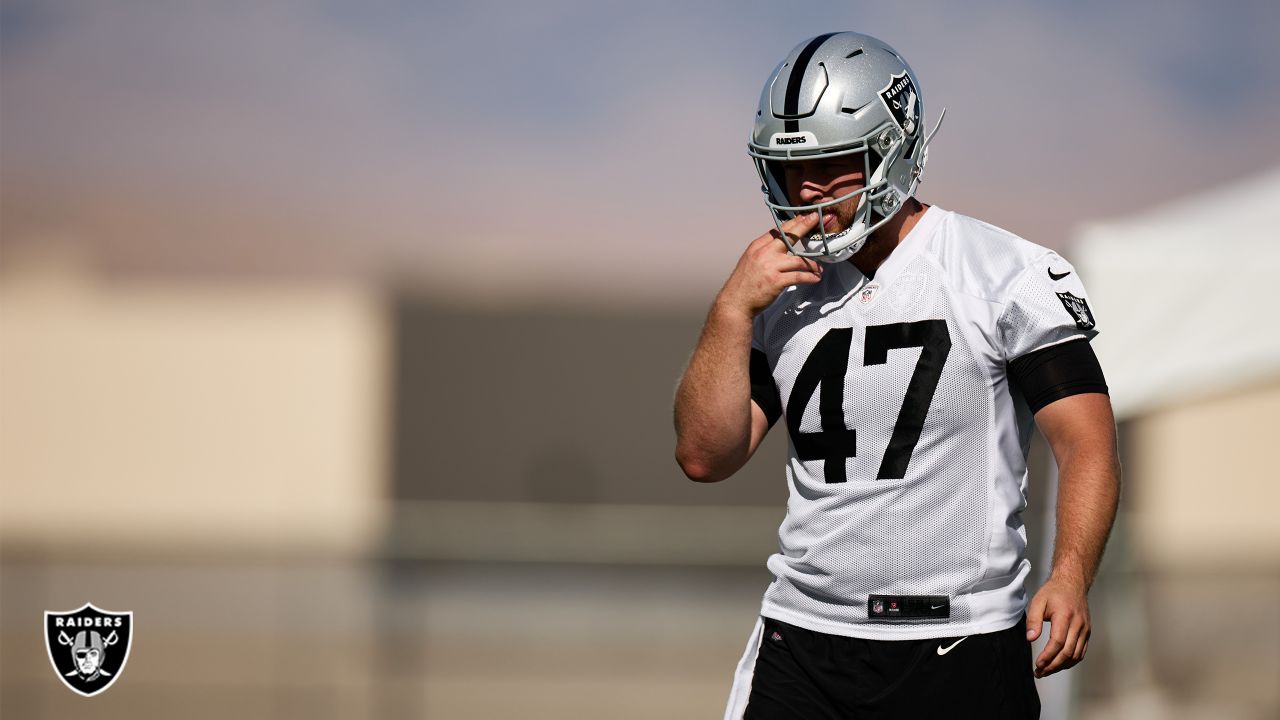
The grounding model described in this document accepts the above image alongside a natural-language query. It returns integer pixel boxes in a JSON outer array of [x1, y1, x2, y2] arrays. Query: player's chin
[[823, 209, 860, 234]]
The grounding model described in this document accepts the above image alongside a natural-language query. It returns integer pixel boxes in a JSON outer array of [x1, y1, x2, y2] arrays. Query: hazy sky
[[3, 0, 1278, 302]]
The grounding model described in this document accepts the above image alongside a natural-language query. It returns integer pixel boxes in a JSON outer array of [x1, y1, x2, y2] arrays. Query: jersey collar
[[839, 204, 943, 290]]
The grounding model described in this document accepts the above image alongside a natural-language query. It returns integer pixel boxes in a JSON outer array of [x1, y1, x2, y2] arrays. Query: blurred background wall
[[2, 1, 1278, 718]]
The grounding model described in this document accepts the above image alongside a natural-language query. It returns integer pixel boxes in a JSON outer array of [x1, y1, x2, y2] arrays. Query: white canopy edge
[[1073, 166, 1280, 419]]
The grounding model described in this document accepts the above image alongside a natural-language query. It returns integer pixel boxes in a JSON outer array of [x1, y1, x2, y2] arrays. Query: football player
[[673, 31, 1121, 718]]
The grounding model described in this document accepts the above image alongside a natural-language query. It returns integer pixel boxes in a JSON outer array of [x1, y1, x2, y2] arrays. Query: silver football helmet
[[749, 32, 944, 263]]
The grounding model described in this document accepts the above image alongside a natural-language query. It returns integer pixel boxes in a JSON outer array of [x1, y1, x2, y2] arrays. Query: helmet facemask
[[754, 126, 915, 264]]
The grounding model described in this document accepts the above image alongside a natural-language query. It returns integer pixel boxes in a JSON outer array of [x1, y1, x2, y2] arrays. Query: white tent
[[1073, 167, 1280, 419], [1060, 168, 1280, 719]]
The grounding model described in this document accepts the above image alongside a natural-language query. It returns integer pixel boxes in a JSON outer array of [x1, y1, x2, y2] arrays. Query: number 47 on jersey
[[785, 320, 951, 483]]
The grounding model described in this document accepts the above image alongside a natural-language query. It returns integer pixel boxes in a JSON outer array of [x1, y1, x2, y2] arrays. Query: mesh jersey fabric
[[749, 205, 1099, 640]]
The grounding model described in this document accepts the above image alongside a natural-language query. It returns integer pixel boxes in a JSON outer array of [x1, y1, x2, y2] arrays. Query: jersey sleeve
[[750, 313, 783, 428], [998, 251, 1099, 361]]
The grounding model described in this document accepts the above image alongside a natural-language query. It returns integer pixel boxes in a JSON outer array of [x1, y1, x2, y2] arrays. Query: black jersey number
[[785, 320, 952, 482]]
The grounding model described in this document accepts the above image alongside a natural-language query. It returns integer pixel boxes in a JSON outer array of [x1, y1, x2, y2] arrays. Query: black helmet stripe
[[783, 33, 838, 132]]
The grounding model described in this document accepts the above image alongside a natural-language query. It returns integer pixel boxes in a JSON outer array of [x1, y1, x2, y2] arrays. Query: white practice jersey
[[749, 205, 1099, 640]]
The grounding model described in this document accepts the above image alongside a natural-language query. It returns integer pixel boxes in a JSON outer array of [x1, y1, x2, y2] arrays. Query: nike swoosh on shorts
[[936, 636, 969, 655]]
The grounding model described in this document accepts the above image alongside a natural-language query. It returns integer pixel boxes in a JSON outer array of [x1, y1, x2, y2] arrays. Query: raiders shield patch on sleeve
[[1056, 291, 1096, 330]]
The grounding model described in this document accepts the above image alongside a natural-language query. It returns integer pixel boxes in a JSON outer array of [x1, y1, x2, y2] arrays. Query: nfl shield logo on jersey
[[1055, 291, 1096, 330], [45, 603, 133, 697]]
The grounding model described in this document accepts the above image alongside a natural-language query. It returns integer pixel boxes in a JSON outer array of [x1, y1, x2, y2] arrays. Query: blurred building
[[3, 171, 1279, 719], [0, 251, 388, 553], [0, 248, 786, 718], [0, 250, 395, 717], [1069, 167, 1280, 719]]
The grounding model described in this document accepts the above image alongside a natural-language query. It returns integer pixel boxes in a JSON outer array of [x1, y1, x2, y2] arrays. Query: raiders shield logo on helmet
[[45, 603, 133, 697], [1055, 291, 1097, 330], [878, 71, 920, 136]]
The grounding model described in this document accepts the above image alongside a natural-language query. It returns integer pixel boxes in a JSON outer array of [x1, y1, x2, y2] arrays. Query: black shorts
[[726, 615, 1040, 719]]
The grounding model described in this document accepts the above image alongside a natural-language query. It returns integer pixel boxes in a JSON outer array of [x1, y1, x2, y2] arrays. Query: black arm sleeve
[[750, 348, 783, 428], [1008, 338, 1109, 415]]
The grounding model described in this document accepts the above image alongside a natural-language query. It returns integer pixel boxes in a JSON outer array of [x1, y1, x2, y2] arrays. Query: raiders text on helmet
[[749, 32, 945, 263]]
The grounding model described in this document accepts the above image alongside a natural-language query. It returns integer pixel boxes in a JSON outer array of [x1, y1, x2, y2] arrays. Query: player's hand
[[1025, 576, 1091, 678], [715, 212, 825, 317]]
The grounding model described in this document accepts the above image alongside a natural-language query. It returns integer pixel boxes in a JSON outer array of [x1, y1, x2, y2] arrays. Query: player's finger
[[778, 211, 821, 237], [750, 226, 786, 250], [749, 214, 813, 251], [774, 254, 824, 275], [762, 215, 819, 252], [1035, 616, 1068, 672], [1039, 617, 1081, 676], [1025, 594, 1047, 641], [777, 270, 823, 286], [1072, 623, 1090, 662], [1061, 622, 1088, 671]]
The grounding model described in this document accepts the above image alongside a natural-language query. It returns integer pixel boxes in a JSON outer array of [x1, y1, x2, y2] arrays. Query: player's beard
[[803, 195, 861, 244]]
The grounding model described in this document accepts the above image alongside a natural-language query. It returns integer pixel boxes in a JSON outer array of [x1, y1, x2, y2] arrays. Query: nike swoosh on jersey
[[936, 636, 969, 656], [1047, 268, 1071, 281]]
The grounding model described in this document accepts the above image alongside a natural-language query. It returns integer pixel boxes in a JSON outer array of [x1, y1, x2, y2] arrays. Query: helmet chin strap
[[818, 245, 857, 264], [803, 223, 856, 263]]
